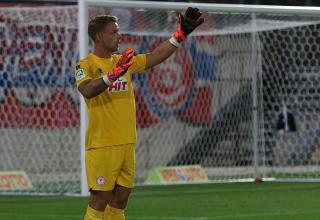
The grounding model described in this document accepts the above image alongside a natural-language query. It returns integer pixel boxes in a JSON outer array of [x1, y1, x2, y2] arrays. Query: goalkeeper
[[74, 7, 204, 220]]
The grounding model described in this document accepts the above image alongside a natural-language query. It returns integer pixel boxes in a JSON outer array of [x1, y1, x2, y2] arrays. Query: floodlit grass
[[0, 182, 320, 220]]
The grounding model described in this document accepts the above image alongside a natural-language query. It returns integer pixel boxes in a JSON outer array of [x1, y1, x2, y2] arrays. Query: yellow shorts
[[85, 144, 135, 191]]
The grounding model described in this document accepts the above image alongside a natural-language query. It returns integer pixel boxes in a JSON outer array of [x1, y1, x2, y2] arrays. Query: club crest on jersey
[[75, 69, 85, 81], [96, 176, 106, 186], [107, 76, 129, 93]]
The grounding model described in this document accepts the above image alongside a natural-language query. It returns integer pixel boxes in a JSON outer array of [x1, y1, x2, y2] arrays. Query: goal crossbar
[[81, 0, 320, 15]]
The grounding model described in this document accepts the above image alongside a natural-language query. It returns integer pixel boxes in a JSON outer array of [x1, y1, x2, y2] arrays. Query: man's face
[[97, 22, 121, 52]]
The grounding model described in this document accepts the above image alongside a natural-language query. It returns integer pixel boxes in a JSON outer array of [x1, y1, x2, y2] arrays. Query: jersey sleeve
[[73, 60, 92, 88]]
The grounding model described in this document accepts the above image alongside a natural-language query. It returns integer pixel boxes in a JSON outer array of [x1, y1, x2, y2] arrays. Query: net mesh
[[90, 7, 320, 182], [0, 6, 80, 194], [1, 4, 320, 195], [261, 23, 320, 178]]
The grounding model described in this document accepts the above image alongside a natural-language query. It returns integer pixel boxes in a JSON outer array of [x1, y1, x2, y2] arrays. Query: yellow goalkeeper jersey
[[74, 53, 146, 149]]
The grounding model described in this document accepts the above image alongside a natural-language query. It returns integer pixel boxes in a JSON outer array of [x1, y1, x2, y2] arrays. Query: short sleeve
[[74, 60, 92, 88]]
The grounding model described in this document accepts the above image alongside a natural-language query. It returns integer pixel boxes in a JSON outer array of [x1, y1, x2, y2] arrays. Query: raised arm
[[78, 48, 134, 99], [145, 7, 204, 69]]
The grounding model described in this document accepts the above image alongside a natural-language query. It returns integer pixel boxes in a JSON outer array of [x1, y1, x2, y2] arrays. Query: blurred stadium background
[[0, 0, 320, 219]]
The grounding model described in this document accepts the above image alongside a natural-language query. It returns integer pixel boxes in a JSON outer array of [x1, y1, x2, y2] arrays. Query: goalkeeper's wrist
[[102, 75, 111, 86], [169, 37, 180, 48]]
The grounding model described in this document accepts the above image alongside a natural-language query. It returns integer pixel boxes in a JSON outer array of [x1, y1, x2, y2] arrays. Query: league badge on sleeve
[[75, 69, 85, 81]]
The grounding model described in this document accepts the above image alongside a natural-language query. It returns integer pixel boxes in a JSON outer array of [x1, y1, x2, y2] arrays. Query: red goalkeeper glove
[[102, 48, 134, 86], [170, 7, 204, 47]]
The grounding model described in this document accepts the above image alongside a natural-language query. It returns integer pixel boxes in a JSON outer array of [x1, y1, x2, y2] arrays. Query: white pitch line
[[0, 184, 318, 202], [207, 210, 320, 219], [0, 213, 82, 219], [126, 210, 320, 219], [132, 184, 320, 197], [0, 210, 320, 220]]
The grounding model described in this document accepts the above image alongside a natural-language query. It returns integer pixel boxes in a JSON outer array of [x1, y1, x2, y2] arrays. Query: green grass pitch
[[0, 182, 319, 220]]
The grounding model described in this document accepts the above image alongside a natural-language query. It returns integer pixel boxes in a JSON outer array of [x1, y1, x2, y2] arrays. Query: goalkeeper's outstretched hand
[[170, 7, 204, 47], [103, 48, 134, 85]]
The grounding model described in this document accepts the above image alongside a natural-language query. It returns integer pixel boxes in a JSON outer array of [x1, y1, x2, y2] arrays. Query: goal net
[[0, 6, 80, 194], [84, 2, 320, 184], [1, 2, 320, 195]]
